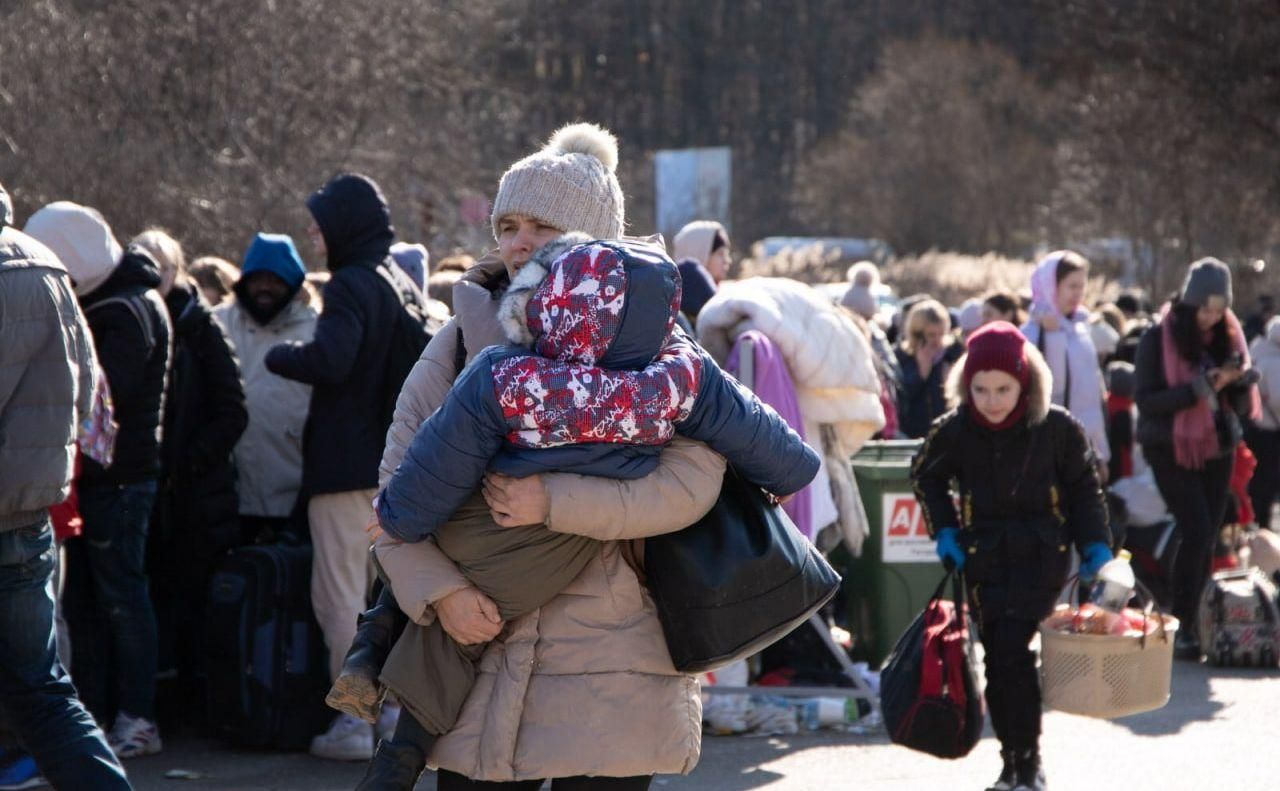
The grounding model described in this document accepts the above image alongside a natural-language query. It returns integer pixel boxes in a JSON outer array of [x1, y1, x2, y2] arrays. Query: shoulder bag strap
[[87, 294, 157, 357]]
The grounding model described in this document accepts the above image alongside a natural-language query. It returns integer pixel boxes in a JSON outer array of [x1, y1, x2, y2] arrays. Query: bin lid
[[850, 439, 923, 470]]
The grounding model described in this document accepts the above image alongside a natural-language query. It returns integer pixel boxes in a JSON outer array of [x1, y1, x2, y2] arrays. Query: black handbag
[[879, 569, 984, 759], [644, 466, 842, 673]]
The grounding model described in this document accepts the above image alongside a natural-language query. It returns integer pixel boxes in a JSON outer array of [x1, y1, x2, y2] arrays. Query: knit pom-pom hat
[[491, 123, 626, 241]]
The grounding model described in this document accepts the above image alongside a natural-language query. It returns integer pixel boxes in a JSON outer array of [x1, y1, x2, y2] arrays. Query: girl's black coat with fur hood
[[909, 343, 1111, 622]]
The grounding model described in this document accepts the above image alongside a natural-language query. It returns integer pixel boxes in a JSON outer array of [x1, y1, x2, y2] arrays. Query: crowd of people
[[0, 115, 1275, 791]]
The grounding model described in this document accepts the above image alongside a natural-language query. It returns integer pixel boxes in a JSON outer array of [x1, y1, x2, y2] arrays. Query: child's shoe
[[985, 749, 1018, 791], [325, 588, 407, 722], [1012, 750, 1046, 791]]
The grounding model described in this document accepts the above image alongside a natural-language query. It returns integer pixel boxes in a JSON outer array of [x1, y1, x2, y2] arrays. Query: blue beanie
[[241, 232, 306, 292]]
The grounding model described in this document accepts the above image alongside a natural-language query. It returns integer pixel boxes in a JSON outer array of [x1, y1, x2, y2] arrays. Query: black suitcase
[[206, 543, 332, 750]]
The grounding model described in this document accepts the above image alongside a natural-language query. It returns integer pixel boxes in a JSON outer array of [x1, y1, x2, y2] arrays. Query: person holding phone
[[1134, 257, 1261, 659], [895, 299, 962, 438]]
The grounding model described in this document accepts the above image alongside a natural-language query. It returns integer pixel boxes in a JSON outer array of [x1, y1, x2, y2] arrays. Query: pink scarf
[[1160, 307, 1260, 469]]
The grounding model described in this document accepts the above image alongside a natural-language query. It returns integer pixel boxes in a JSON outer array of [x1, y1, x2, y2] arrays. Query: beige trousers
[[308, 488, 377, 682]]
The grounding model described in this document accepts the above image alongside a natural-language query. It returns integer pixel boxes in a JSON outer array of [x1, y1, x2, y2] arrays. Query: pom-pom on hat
[[491, 123, 626, 241], [962, 321, 1030, 388]]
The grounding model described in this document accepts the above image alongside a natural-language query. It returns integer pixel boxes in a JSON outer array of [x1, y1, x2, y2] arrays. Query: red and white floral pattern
[[493, 330, 703, 448]]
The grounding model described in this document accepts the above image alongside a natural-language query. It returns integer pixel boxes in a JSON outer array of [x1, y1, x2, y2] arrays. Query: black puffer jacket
[[152, 282, 248, 562], [79, 248, 173, 486], [265, 173, 404, 495], [1133, 323, 1254, 456], [911, 349, 1109, 621]]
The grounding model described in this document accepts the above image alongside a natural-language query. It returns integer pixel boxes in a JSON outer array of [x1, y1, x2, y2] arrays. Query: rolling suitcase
[[206, 543, 332, 749]]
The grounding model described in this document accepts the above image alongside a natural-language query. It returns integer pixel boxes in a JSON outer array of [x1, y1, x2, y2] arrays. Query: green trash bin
[[838, 439, 947, 668]]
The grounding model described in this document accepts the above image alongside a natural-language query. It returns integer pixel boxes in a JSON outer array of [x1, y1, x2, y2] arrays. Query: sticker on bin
[[882, 493, 936, 563]]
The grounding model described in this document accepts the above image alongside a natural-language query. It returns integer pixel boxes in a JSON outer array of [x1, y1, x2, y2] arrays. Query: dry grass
[[882, 251, 1036, 305], [734, 242, 852, 285], [734, 245, 1126, 309]]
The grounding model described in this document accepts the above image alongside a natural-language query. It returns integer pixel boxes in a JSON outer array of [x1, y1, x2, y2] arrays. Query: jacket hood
[[165, 281, 212, 336], [498, 234, 681, 370], [390, 241, 429, 291], [240, 232, 306, 293], [676, 258, 717, 319], [1030, 250, 1087, 321], [306, 173, 394, 271], [84, 245, 163, 301], [0, 182, 11, 228], [23, 201, 123, 296], [945, 338, 1052, 426], [672, 220, 726, 267]]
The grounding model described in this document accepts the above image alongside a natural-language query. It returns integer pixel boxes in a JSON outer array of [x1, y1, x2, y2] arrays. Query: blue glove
[[1079, 541, 1113, 583], [935, 527, 965, 571]]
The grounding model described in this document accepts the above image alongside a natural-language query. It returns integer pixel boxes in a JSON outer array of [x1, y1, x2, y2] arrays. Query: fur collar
[[497, 232, 592, 346], [945, 339, 1052, 426]]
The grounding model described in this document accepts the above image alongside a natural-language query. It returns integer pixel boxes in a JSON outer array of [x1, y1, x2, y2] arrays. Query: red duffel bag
[[879, 569, 984, 759]]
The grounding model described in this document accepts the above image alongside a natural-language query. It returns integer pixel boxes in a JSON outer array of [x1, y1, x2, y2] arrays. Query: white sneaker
[[309, 714, 374, 761], [375, 701, 401, 742], [107, 713, 162, 759]]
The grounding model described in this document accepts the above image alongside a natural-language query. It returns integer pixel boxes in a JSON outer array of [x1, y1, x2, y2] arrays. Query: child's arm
[[1056, 415, 1112, 549], [376, 351, 508, 543], [909, 416, 962, 538], [677, 354, 820, 496]]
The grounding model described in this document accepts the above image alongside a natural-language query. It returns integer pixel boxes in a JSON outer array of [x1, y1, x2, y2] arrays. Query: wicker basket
[[1039, 611, 1179, 719]]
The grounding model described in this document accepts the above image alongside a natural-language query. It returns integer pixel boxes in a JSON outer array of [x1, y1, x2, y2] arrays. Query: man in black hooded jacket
[[266, 173, 424, 760]]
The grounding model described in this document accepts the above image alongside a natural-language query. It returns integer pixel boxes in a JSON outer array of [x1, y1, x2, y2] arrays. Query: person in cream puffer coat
[[695, 277, 886, 553], [368, 123, 726, 788]]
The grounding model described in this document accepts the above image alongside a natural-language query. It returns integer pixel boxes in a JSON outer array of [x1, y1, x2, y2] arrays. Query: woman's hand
[[1208, 366, 1245, 392], [483, 472, 550, 528], [1038, 310, 1061, 333], [435, 587, 504, 644]]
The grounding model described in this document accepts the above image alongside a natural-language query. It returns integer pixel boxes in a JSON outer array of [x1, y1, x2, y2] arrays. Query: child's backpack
[[1197, 567, 1280, 668]]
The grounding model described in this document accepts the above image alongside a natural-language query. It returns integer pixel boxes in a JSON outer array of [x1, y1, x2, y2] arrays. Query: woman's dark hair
[[1170, 301, 1231, 365], [982, 290, 1024, 325], [1055, 251, 1089, 283], [710, 229, 728, 254]]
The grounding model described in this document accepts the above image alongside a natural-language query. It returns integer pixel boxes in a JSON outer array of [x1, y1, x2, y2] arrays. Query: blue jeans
[[0, 520, 131, 789], [66, 480, 160, 721]]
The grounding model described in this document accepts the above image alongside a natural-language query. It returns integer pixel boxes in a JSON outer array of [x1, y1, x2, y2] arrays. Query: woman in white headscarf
[[1020, 250, 1111, 479]]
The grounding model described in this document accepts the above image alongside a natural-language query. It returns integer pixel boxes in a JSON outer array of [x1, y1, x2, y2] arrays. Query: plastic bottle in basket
[[1089, 549, 1135, 612]]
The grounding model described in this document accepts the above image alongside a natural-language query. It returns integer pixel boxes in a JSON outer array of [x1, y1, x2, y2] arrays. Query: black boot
[[355, 738, 426, 791], [1012, 750, 1046, 791], [984, 749, 1018, 791], [327, 587, 409, 722]]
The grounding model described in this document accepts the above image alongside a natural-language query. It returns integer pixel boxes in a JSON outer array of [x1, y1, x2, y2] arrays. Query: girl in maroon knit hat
[[910, 321, 1111, 791]]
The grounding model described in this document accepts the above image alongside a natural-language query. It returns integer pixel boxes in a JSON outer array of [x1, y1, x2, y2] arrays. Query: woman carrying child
[[912, 322, 1112, 791], [348, 124, 757, 790]]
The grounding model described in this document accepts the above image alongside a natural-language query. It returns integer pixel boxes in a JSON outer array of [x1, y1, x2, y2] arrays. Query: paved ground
[[121, 657, 1280, 790]]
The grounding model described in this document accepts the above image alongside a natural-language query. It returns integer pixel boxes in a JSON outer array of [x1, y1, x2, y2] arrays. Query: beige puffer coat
[[375, 255, 724, 781], [212, 298, 318, 518]]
